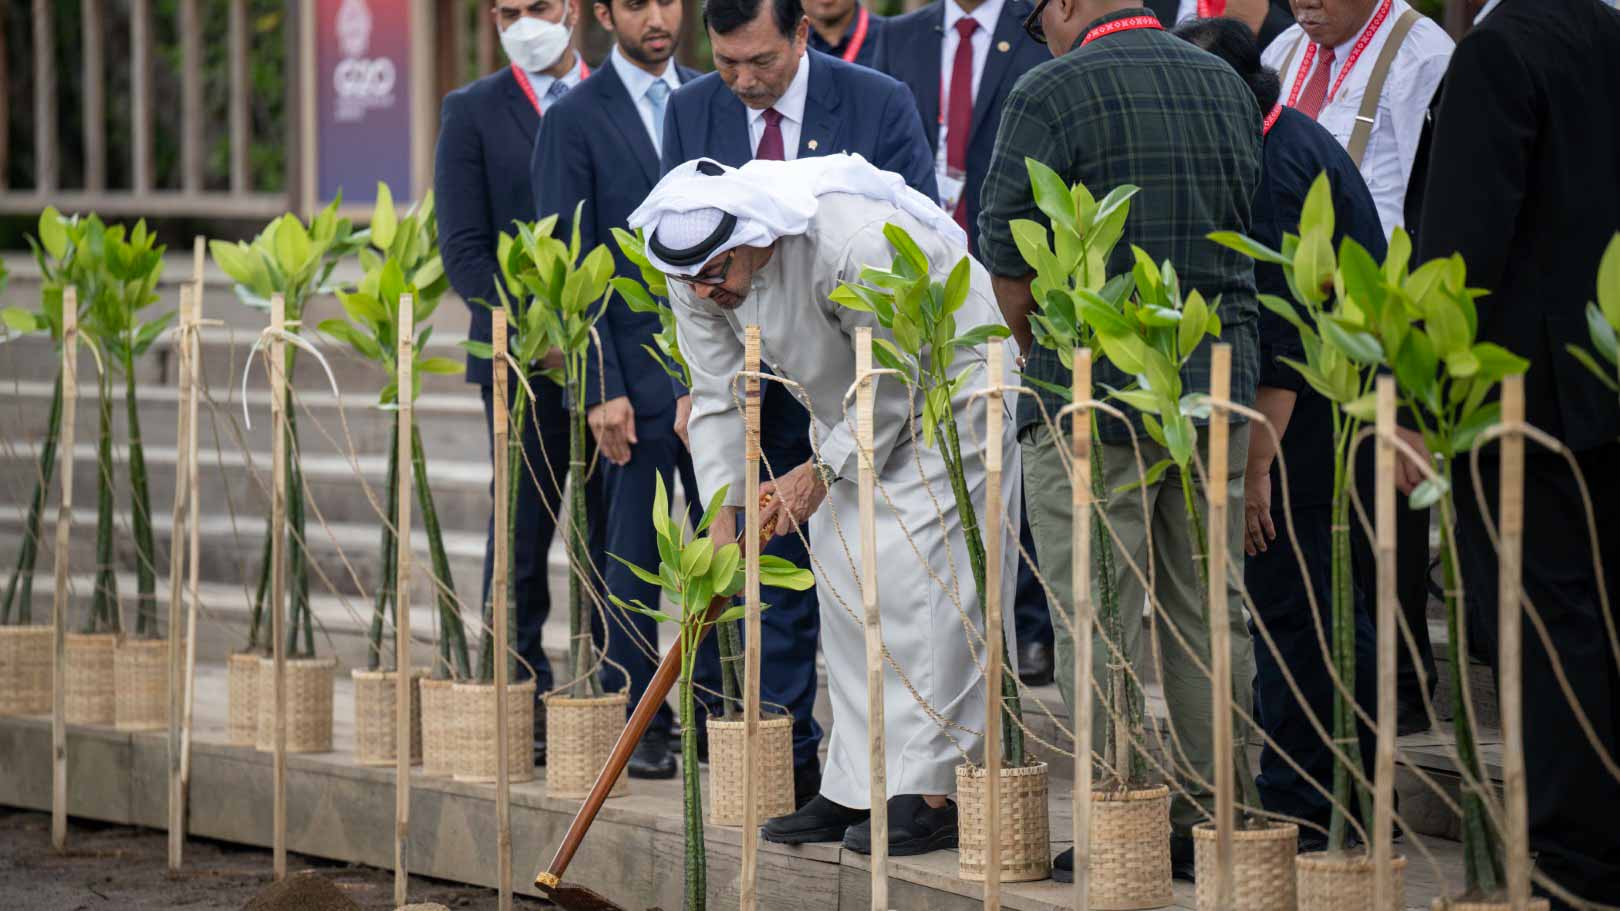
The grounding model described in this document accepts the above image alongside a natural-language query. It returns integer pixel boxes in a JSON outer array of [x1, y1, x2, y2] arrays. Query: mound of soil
[[242, 871, 361, 911]]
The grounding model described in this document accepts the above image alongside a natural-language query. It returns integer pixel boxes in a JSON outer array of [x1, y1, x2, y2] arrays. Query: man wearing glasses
[[978, 0, 1264, 883]]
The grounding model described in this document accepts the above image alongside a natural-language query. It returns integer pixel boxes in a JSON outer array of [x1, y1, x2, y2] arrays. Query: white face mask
[[500, 15, 572, 73]]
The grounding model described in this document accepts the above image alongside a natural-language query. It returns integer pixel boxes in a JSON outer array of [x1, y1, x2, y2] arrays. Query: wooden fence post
[[180, 244, 205, 792], [51, 288, 79, 852], [1207, 344, 1234, 910], [395, 296, 415, 906], [1071, 348, 1093, 911], [167, 284, 195, 870], [1497, 376, 1529, 910], [741, 326, 763, 911], [1374, 377, 1397, 908], [493, 310, 514, 911], [983, 344, 1005, 911], [855, 328, 889, 910], [269, 293, 288, 880]]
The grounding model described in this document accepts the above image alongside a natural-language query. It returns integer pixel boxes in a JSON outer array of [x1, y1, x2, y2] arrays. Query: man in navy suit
[[436, 0, 602, 767], [806, 0, 885, 67], [532, 0, 702, 780], [659, 0, 937, 828], [876, 0, 1055, 685]]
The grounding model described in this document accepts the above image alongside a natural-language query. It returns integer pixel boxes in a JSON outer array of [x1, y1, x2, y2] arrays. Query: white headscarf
[[627, 153, 967, 277]]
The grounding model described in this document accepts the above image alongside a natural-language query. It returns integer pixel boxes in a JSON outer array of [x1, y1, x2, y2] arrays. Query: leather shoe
[[762, 794, 868, 845], [1171, 832, 1195, 882], [627, 730, 676, 780], [843, 796, 958, 857], [1397, 695, 1431, 736], [1018, 640, 1054, 687], [532, 699, 548, 767], [793, 763, 822, 810], [1052, 847, 1074, 883]]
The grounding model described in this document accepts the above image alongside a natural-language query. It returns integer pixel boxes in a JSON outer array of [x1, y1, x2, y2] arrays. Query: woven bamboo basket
[[450, 680, 536, 783], [1430, 899, 1550, 910], [1296, 851, 1407, 911], [226, 652, 261, 745], [254, 656, 336, 753], [351, 668, 424, 766], [0, 626, 52, 715], [419, 677, 460, 777], [1194, 821, 1300, 911], [114, 638, 168, 730], [65, 633, 117, 724], [1089, 785, 1174, 909], [956, 761, 1052, 883], [705, 714, 794, 825], [545, 692, 628, 798]]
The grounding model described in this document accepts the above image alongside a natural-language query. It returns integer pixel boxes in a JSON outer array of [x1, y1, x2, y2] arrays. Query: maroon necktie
[[756, 107, 785, 160], [1197, 0, 1227, 16], [1295, 47, 1336, 120], [946, 17, 979, 229]]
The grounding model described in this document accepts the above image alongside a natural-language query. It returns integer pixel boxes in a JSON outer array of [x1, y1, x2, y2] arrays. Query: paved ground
[[0, 809, 553, 911]]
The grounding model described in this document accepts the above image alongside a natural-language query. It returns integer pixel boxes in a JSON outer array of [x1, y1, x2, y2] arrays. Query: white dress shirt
[[1262, 0, 1452, 238], [609, 44, 681, 153], [524, 52, 586, 115], [940, 0, 1007, 126], [746, 51, 811, 160]]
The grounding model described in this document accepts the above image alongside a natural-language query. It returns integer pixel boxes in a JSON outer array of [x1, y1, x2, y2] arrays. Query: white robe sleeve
[[671, 284, 747, 509]]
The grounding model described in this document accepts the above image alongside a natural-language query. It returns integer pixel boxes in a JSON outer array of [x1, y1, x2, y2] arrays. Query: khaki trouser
[[1020, 424, 1257, 833]]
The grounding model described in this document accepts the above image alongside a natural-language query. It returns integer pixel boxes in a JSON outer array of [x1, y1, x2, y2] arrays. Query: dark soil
[[0, 809, 553, 910]]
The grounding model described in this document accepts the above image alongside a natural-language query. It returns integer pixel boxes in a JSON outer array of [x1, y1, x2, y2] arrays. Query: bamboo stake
[[492, 310, 514, 911], [167, 284, 196, 871], [1071, 349, 1093, 911], [269, 293, 288, 880], [51, 288, 80, 852], [1207, 344, 1234, 911], [983, 344, 1005, 911], [180, 239, 205, 790], [1497, 375, 1529, 910], [855, 328, 889, 910], [741, 326, 762, 911], [1373, 376, 1397, 910], [395, 296, 415, 907]]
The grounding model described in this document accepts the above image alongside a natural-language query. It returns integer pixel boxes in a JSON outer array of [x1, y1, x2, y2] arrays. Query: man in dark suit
[[806, 0, 885, 67], [436, 0, 603, 766], [1417, 0, 1620, 905], [532, 0, 703, 780], [660, 0, 937, 834], [1143, 0, 1295, 48]]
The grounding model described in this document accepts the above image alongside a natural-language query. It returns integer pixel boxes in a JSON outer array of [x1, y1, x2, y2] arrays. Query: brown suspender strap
[[1348, 8, 1422, 168]]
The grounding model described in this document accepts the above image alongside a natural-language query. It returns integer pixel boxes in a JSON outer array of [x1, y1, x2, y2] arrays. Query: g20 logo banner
[[316, 0, 412, 203]]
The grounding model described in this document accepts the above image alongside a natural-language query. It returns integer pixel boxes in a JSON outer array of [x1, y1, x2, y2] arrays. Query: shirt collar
[[609, 44, 679, 100], [1474, 0, 1503, 23], [528, 52, 585, 97], [747, 50, 811, 126], [944, 0, 1007, 39]]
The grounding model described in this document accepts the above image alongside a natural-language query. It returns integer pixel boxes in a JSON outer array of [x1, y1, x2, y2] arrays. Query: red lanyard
[[1080, 14, 1164, 46], [1285, 0, 1392, 110], [842, 7, 872, 63], [510, 59, 591, 115], [1262, 103, 1282, 136], [1197, 0, 1228, 16]]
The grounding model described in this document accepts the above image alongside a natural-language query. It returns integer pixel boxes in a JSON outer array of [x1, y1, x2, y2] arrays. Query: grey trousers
[[1020, 424, 1257, 833]]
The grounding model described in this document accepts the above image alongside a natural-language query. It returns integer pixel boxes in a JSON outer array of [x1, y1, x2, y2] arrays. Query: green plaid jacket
[[978, 8, 1263, 443]]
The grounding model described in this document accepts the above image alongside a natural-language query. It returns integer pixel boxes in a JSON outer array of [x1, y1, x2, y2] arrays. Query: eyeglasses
[[1022, 0, 1052, 45], [672, 251, 734, 287]]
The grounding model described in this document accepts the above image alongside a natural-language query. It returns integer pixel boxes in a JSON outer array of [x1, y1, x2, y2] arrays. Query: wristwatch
[[812, 458, 839, 488]]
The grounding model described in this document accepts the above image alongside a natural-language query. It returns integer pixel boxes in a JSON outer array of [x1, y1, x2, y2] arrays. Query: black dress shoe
[[1396, 696, 1432, 736], [793, 764, 822, 810], [1018, 640, 1055, 687], [1053, 847, 1074, 883], [762, 794, 868, 845], [843, 795, 959, 857], [533, 700, 548, 768], [627, 731, 676, 780], [1171, 832, 1196, 882]]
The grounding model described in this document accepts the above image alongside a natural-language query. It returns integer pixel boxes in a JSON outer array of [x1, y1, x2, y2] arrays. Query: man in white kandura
[[629, 153, 1021, 858]]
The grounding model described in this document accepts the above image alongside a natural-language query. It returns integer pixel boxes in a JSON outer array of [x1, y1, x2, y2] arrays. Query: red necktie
[[1295, 47, 1336, 120], [946, 17, 978, 229], [1197, 0, 1228, 16], [756, 108, 785, 160]]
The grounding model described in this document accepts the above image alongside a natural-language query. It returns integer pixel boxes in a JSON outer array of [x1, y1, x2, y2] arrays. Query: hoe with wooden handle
[[534, 500, 777, 911]]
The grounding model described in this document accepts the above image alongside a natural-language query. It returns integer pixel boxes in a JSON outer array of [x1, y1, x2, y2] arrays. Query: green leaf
[[38, 207, 68, 261], [416, 357, 462, 375], [1026, 157, 1077, 229], [1423, 291, 1470, 358], [943, 257, 971, 315], [952, 323, 1011, 350], [1, 307, 40, 334], [610, 553, 669, 592], [1163, 412, 1195, 466], [757, 555, 814, 590], [1293, 228, 1335, 305], [1454, 401, 1501, 453], [1394, 330, 1439, 412], [1587, 301, 1619, 364], [1342, 392, 1378, 422], [459, 339, 494, 360], [1299, 173, 1336, 241], [1384, 228, 1412, 284], [1076, 292, 1132, 339], [883, 223, 929, 277], [1207, 231, 1289, 266], [696, 483, 728, 538], [681, 537, 714, 580], [708, 542, 741, 593], [608, 594, 673, 624], [1320, 317, 1384, 366], [1114, 457, 1173, 494], [1566, 343, 1620, 390], [1409, 476, 1447, 510], [1179, 291, 1209, 357], [371, 182, 398, 251], [1596, 233, 1620, 331], [652, 474, 671, 539]]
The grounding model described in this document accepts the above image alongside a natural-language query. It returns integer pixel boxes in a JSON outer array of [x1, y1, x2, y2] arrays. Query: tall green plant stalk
[[479, 391, 530, 683], [124, 345, 159, 637], [566, 360, 596, 697], [679, 618, 708, 910], [367, 423, 400, 671], [90, 370, 121, 633], [413, 422, 470, 679], [3, 372, 61, 626]]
